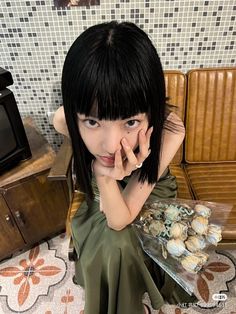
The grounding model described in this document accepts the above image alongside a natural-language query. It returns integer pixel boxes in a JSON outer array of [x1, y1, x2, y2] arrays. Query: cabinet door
[[4, 173, 68, 244], [0, 194, 25, 260]]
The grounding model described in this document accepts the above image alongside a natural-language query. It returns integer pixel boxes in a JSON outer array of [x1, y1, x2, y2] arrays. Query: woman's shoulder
[[164, 110, 185, 134], [53, 106, 70, 137]]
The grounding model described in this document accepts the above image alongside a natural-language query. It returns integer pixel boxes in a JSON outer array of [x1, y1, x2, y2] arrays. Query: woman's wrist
[[95, 172, 117, 185]]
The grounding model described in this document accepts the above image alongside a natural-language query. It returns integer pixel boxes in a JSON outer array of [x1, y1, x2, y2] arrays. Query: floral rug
[[0, 233, 235, 313], [146, 248, 236, 314]]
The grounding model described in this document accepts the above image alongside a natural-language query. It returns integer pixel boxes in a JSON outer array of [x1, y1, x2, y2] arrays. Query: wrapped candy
[[133, 198, 231, 296], [191, 216, 209, 235], [206, 224, 222, 245], [149, 220, 166, 237], [185, 235, 206, 253], [169, 222, 188, 240], [166, 239, 186, 257], [194, 204, 211, 218], [181, 251, 209, 273], [164, 205, 181, 221]]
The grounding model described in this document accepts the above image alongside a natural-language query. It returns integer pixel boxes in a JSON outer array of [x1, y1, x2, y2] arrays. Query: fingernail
[[122, 138, 129, 147], [140, 129, 145, 136]]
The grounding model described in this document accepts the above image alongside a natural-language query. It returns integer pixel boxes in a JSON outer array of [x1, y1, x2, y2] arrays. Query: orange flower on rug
[[0, 242, 66, 312], [196, 261, 231, 303], [61, 289, 75, 314]]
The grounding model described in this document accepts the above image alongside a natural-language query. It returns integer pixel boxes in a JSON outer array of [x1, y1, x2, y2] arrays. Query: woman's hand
[[93, 127, 153, 180]]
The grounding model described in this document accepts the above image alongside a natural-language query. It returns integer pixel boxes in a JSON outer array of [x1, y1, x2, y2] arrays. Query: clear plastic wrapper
[[133, 198, 232, 296]]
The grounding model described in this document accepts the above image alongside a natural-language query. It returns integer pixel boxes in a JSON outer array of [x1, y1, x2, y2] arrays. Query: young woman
[[54, 21, 197, 314]]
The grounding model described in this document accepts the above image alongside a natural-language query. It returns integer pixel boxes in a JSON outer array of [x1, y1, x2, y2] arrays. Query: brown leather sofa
[[48, 67, 236, 244], [169, 68, 236, 241]]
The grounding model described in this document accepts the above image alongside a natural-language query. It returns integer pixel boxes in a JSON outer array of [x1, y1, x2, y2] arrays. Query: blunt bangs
[[72, 41, 151, 120]]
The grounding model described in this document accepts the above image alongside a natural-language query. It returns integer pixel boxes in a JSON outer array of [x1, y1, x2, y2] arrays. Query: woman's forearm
[[95, 174, 132, 231], [158, 128, 185, 178]]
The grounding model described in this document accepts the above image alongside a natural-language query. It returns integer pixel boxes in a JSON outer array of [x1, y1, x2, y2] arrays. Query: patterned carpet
[[148, 248, 236, 314], [0, 233, 235, 314]]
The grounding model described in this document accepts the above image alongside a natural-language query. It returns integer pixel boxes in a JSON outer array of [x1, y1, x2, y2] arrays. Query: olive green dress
[[71, 169, 198, 314]]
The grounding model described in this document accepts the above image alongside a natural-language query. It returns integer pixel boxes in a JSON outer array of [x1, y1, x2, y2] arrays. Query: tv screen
[[0, 88, 32, 173], [0, 105, 17, 159]]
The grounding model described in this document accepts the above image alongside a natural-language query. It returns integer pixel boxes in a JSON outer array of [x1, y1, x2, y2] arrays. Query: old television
[[0, 67, 32, 173]]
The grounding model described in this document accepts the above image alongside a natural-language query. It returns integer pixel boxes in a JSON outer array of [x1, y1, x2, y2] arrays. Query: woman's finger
[[137, 127, 153, 160], [114, 149, 123, 170], [121, 138, 138, 167]]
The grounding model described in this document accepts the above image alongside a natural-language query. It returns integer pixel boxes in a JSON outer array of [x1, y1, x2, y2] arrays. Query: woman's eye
[[125, 120, 140, 128], [84, 119, 99, 128]]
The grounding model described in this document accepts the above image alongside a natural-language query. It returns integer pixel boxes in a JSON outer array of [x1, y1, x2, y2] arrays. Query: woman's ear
[[53, 105, 70, 137]]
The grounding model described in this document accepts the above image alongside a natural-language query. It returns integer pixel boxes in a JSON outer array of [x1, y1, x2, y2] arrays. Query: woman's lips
[[98, 152, 126, 166], [99, 156, 115, 166]]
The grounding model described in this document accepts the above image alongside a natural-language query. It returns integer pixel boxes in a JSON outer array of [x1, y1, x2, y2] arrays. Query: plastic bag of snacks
[[132, 198, 232, 296]]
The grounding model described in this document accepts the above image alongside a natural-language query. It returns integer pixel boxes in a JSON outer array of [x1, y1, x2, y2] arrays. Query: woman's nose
[[102, 129, 122, 155]]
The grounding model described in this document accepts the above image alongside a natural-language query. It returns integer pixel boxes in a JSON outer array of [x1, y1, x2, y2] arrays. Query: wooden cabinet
[[0, 118, 69, 261], [0, 194, 25, 258]]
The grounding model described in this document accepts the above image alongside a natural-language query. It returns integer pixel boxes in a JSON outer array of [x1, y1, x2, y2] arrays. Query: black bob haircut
[[62, 21, 167, 201]]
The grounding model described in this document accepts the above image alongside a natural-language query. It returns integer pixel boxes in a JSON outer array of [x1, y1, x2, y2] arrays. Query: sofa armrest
[[48, 136, 73, 181]]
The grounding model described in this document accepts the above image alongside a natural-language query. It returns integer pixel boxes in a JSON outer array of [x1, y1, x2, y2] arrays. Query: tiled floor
[[0, 233, 236, 314], [0, 233, 85, 314]]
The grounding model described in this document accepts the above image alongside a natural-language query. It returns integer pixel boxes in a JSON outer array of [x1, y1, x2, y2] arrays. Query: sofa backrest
[[164, 70, 186, 165], [185, 68, 236, 163]]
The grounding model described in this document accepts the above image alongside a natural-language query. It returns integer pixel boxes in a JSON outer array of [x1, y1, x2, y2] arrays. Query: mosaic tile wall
[[0, 0, 235, 150]]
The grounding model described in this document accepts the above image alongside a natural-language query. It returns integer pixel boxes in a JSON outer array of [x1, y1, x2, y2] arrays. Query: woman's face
[[78, 113, 149, 167]]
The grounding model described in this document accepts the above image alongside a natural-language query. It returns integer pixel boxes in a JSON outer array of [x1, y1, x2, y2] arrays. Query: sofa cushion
[[170, 165, 193, 199], [66, 190, 85, 236], [185, 68, 236, 163], [185, 163, 236, 239]]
